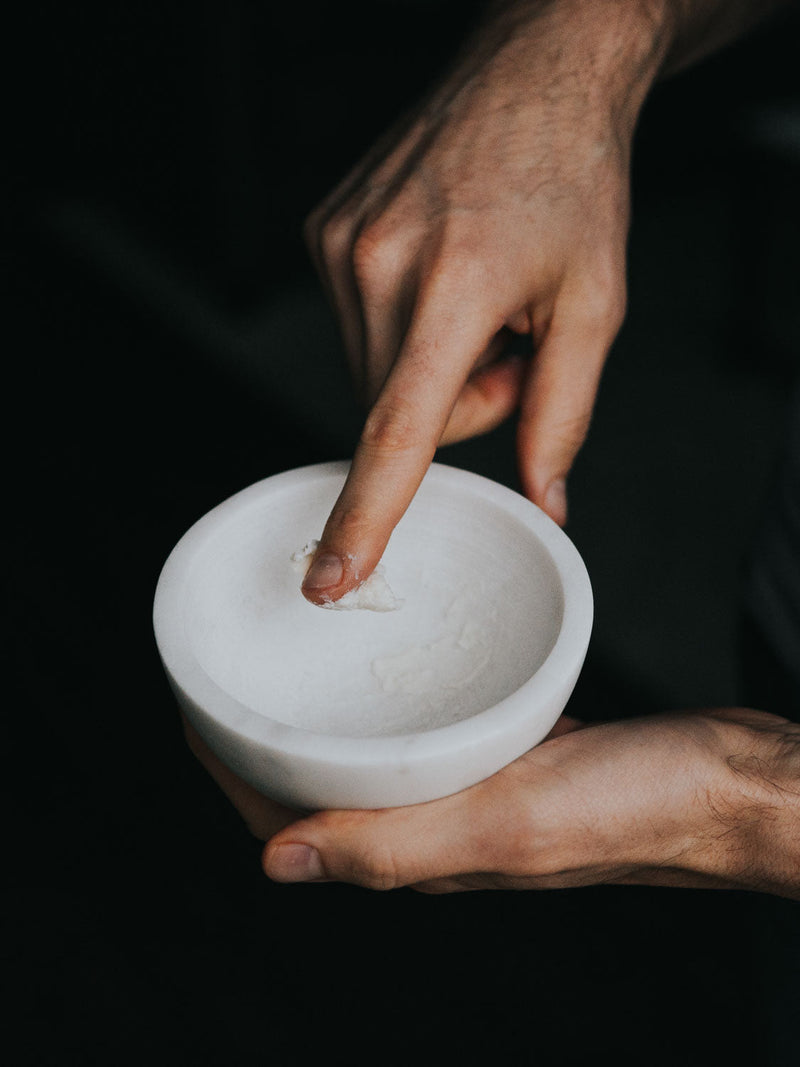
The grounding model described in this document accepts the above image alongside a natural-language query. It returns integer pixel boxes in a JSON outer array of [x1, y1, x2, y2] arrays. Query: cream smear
[[291, 540, 402, 612]]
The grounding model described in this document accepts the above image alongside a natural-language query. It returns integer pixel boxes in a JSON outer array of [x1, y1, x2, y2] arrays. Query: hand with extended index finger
[[300, 0, 669, 605]]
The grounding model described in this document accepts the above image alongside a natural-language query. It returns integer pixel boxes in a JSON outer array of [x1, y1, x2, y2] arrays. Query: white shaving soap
[[288, 546, 511, 732], [370, 593, 494, 714]]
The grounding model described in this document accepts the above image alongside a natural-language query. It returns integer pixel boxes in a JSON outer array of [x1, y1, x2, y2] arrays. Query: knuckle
[[603, 280, 628, 334], [555, 407, 593, 449], [521, 391, 593, 449], [302, 206, 323, 249], [424, 244, 489, 299], [360, 397, 420, 456], [351, 222, 402, 291], [351, 840, 402, 891], [571, 260, 627, 336], [529, 409, 593, 472], [498, 789, 547, 876], [328, 502, 372, 545], [317, 212, 353, 267]]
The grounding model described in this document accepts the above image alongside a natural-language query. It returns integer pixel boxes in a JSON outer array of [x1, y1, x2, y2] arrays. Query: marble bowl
[[153, 461, 593, 810]]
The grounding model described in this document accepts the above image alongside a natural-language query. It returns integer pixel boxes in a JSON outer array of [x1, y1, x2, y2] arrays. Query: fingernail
[[267, 843, 325, 883], [544, 479, 567, 526], [302, 551, 343, 591]]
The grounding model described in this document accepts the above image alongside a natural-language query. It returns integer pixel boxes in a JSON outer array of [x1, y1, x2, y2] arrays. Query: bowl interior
[[179, 464, 565, 738]]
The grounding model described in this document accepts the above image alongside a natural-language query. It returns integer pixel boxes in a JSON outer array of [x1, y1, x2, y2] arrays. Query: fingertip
[[517, 444, 568, 526], [520, 471, 568, 527], [299, 539, 385, 607], [303, 499, 400, 601], [301, 548, 345, 604], [543, 478, 568, 526], [263, 841, 327, 883]]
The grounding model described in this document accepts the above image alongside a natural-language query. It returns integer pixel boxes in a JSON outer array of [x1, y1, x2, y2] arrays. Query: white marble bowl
[[153, 461, 593, 810]]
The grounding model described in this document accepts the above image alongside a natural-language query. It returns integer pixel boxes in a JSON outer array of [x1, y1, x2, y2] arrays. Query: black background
[[6, 3, 800, 1064]]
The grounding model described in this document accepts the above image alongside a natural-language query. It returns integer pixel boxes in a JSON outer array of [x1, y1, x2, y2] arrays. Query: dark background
[[6, 3, 800, 1064]]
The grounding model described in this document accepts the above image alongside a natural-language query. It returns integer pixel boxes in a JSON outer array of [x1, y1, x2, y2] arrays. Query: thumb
[[262, 789, 491, 889]]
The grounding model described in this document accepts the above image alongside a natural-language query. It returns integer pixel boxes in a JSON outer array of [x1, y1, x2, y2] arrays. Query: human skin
[[183, 709, 800, 898], [299, 0, 786, 604], [180, 0, 800, 897]]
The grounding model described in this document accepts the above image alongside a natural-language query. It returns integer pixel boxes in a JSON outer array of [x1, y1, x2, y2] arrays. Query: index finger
[[301, 305, 495, 605]]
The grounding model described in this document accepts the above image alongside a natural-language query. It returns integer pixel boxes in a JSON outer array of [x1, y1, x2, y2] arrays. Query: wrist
[[475, 0, 676, 137], [688, 710, 800, 898], [479, 0, 787, 132]]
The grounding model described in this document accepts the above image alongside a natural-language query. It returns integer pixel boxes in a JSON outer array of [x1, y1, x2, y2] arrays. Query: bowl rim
[[153, 460, 593, 766]]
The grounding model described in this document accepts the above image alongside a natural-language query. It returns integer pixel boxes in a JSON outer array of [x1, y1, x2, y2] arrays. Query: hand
[[180, 710, 579, 843], [300, 0, 671, 603], [259, 708, 800, 898], [184, 709, 800, 900]]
